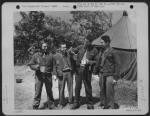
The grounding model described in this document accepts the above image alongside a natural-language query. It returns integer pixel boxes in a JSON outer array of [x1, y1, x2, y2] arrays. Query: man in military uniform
[[71, 37, 98, 109], [93, 35, 120, 109], [28, 42, 56, 109], [54, 43, 74, 109]]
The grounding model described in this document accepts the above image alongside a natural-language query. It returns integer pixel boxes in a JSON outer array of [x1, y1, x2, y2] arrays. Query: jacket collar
[[39, 51, 50, 56], [100, 47, 113, 66]]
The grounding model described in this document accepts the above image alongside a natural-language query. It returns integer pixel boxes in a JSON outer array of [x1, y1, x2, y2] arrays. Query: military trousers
[[99, 73, 117, 108], [74, 66, 93, 105], [58, 71, 73, 105], [33, 72, 54, 107]]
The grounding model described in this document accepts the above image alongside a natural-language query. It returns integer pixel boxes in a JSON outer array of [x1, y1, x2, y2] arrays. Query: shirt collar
[[103, 46, 112, 54], [39, 51, 50, 56]]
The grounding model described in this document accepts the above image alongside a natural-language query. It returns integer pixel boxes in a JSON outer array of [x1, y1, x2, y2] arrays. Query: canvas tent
[[92, 11, 137, 81]]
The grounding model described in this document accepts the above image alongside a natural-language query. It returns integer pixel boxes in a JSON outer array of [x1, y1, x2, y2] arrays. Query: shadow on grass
[[39, 96, 100, 109], [80, 96, 99, 105]]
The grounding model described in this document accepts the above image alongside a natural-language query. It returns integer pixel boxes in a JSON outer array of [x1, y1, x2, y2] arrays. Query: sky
[[14, 11, 136, 25]]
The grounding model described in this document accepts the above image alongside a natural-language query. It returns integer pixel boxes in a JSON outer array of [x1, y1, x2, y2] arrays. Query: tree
[[43, 15, 73, 48], [70, 11, 112, 42], [14, 11, 113, 64], [14, 11, 48, 64]]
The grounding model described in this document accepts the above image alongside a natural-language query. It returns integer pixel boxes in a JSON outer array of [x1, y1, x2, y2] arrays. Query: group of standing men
[[28, 35, 120, 110]]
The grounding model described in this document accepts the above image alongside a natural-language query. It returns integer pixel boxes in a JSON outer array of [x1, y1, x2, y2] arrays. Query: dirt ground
[[15, 65, 137, 110]]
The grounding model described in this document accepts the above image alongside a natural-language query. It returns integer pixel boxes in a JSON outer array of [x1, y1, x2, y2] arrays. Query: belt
[[40, 72, 52, 75], [63, 69, 71, 72], [80, 64, 87, 67], [99, 72, 115, 77], [80, 64, 89, 68]]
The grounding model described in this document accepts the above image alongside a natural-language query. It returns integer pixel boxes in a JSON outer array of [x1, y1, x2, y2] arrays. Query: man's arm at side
[[52, 54, 57, 76], [93, 51, 101, 75], [113, 50, 121, 80]]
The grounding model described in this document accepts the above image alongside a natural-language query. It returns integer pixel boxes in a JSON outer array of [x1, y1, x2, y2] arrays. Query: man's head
[[41, 42, 48, 53], [84, 33, 95, 50], [60, 43, 67, 54], [84, 39, 91, 47], [100, 35, 111, 49], [85, 33, 93, 47]]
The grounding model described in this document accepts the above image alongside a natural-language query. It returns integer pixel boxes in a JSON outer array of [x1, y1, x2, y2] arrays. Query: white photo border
[[2, 2, 149, 115]]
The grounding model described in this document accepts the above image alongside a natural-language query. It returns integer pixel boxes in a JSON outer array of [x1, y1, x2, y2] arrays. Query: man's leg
[[58, 76, 64, 107], [66, 72, 73, 104], [71, 67, 82, 109], [44, 74, 55, 109], [83, 67, 94, 109], [58, 73, 66, 108], [105, 76, 116, 109], [99, 74, 105, 107], [33, 75, 43, 109]]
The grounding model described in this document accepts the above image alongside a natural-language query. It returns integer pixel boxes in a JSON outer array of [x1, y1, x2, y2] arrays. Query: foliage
[[14, 11, 112, 64], [70, 11, 112, 41]]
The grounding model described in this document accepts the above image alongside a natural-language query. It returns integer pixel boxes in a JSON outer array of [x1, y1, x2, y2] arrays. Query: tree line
[[14, 11, 112, 64]]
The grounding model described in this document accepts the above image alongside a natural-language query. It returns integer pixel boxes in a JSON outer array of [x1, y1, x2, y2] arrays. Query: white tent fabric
[[92, 13, 137, 49]]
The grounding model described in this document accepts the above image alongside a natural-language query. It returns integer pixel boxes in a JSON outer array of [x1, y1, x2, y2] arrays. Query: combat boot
[[70, 102, 80, 109]]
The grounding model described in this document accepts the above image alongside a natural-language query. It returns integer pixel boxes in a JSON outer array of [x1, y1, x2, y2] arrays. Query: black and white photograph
[[14, 10, 137, 110], [2, 2, 148, 115]]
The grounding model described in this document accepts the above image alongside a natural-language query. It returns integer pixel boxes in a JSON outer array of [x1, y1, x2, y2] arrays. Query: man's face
[[100, 39, 106, 48], [60, 44, 67, 52], [42, 43, 48, 52]]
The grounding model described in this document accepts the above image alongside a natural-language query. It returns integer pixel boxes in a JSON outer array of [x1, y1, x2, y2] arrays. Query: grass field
[[15, 65, 137, 110]]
